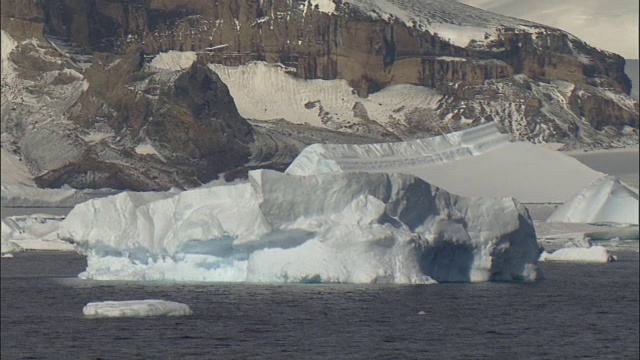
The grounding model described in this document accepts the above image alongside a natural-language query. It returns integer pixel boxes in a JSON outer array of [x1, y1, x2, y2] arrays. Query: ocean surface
[[1, 252, 638, 359]]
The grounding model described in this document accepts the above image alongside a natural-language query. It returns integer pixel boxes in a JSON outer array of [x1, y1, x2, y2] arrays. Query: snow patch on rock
[[149, 51, 197, 71], [344, 0, 545, 48]]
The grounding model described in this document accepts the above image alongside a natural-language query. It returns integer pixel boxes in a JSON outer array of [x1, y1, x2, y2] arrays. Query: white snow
[[343, 0, 544, 48], [1, 30, 17, 62], [59, 169, 541, 284], [149, 51, 197, 71], [539, 246, 613, 263], [209, 62, 443, 131], [135, 143, 166, 162], [457, 0, 639, 59], [547, 176, 639, 225], [306, 0, 337, 14], [1, 149, 36, 187], [2, 147, 119, 207], [83, 300, 192, 318], [286, 123, 604, 203]]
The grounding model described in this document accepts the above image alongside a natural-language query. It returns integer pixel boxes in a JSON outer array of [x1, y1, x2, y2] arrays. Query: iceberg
[[60, 170, 541, 284], [1, 218, 23, 254], [1, 215, 74, 253], [285, 123, 603, 203], [539, 246, 613, 263], [547, 176, 639, 225], [83, 300, 192, 318]]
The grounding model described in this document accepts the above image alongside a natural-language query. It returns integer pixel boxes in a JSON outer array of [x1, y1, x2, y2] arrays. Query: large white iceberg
[[285, 123, 603, 203], [59, 170, 541, 284], [547, 176, 639, 225], [83, 300, 192, 318]]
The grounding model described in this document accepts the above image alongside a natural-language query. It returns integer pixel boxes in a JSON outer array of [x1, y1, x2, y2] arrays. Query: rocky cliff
[[1, 0, 638, 190]]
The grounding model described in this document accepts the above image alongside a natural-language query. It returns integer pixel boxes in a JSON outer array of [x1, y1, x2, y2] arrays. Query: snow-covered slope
[[209, 62, 441, 138], [286, 123, 604, 203], [456, 0, 639, 59], [547, 176, 639, 225], [344, 0, 545, 48], [59, 170, 541, 284]]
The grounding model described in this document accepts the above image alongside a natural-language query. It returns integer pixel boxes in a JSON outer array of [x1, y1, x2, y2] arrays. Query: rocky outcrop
[[30, 0, 629, 93], [1, 0, 638, 190]]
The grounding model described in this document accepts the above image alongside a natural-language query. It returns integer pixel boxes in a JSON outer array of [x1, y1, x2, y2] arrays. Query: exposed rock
[[1, 0, 638, 190]]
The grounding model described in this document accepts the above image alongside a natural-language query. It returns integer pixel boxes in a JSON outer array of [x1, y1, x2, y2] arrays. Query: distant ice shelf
[[286, 123, 604, 203]]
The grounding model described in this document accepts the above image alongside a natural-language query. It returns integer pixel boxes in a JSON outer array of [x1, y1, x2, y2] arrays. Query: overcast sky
[[457, 0, 639, 59]]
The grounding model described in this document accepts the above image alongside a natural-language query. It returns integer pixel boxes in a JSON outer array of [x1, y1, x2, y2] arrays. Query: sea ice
[[60, 170, 542, 284], [547, 176, 639, 225], [83, 300, 192, 318]]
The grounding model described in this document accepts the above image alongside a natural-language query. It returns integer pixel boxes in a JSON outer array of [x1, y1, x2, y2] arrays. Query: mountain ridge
[[1, 0, 638, 191]]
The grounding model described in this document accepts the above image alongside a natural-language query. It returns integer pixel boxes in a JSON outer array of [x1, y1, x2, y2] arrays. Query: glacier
[[59, 170, 542, 284], [83, 300, 192, 318], [286, 123, 603, 203]]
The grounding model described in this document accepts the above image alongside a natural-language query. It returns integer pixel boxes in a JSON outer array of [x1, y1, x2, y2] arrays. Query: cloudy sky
[[457, 0, 639, 59]]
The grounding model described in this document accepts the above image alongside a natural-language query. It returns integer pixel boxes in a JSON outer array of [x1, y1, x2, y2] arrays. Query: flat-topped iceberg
[[60, 170, 541, 284], [83, 300, 192, 318], [539, 246, 614, 263], [547, 176, 639, 225]]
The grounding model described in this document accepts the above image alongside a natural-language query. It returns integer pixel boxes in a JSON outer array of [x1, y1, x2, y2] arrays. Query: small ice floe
[[539, 246, 614, 263], [83, 300, 193, 318], [1, 253, 14, 258], [418, 311, 427, 315]]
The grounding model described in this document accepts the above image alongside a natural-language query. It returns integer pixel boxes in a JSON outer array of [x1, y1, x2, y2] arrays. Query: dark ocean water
[[1, 252, 638, 360]]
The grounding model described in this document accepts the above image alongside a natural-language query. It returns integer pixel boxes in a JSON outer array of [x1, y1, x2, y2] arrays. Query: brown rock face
[[1, 0, 638, 191], [34, 0, 630, 94]]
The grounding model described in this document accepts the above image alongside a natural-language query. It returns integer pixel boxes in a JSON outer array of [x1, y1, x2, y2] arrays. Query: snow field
[[209, 62, 443, 131]]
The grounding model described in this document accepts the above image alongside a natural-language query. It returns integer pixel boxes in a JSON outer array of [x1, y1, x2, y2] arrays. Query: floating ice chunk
[[60, 170, 541, 284], [539, 246, 613, 263], [83, 300, 193, 318], [547, 176, 639, 225]]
